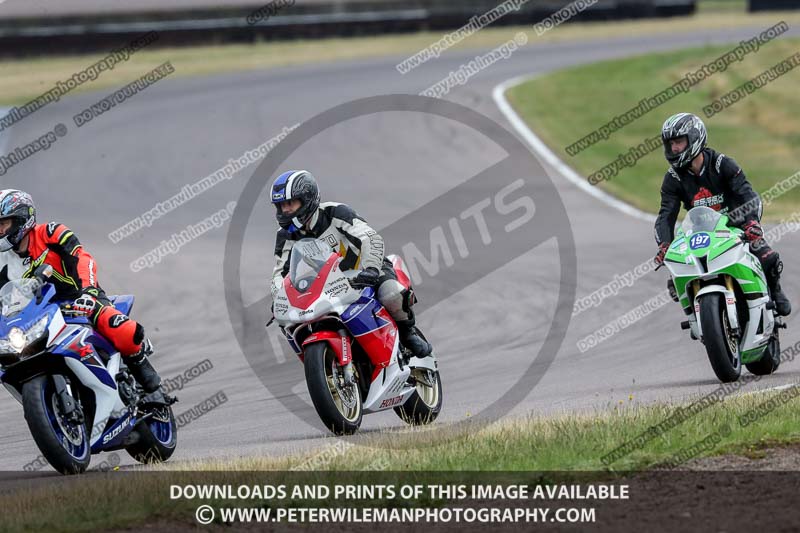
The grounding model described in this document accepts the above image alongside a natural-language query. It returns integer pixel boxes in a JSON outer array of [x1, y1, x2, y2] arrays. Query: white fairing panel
[[741, 296, 773, 353], [55, 327, 126, 445], [694, 286, 739, 331], [363, 336, 414, 413], [47, 310, 66, 345], [707, 243, 747, 273]]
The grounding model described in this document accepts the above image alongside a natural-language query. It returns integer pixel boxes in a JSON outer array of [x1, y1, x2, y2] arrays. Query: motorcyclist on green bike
[[654, 112, 791, 316]]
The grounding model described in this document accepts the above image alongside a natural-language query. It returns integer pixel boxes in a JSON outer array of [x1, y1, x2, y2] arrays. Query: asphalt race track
[[1, 26, 799, 473]]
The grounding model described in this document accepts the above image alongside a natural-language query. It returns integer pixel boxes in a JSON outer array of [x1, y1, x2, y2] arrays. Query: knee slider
[[402, 288, 417, 313], [773, 258, 784, 277]]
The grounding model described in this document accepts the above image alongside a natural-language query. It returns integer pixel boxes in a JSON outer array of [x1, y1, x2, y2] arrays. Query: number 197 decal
[[689, 233, 710, 250]]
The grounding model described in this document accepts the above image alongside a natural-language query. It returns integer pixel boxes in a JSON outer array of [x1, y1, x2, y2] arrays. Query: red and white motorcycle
[[271, 238, 442, 435]]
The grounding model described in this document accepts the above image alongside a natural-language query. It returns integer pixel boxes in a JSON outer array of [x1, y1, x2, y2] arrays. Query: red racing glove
[[654, 242, 669, 266], [742, 220, 764, 243]]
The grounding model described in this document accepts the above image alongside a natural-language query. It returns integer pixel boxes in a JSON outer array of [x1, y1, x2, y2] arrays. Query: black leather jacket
[[654, 148, 761, 245]]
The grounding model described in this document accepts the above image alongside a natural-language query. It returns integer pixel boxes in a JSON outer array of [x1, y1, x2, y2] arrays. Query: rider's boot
[[396, 318, 432, 358], [765, 260, 791, 317], [667, 278, 679, 302], [768, 279, 792, 317], [126, 339, 162, 393]]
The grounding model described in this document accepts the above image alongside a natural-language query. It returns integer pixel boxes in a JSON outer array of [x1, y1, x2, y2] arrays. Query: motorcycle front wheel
[[22, 375, 91, 475], [699, 294, 742, 383], [304, 342, 362, 435]]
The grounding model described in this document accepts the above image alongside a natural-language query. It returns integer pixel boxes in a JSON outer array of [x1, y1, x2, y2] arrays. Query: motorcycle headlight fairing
[[0, 315, 49, 355]]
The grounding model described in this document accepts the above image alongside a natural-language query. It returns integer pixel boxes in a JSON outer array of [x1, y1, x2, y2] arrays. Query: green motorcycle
[[663, 206, 784, 383]]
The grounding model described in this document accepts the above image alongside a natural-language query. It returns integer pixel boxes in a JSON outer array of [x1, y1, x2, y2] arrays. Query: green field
[[506, 37, 800, 219]]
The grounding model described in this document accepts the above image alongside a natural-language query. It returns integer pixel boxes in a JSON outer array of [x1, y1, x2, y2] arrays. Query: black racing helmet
[[270, 170, 320, 232], [661, 112, 707, 170], [0, 189, 36, 252]]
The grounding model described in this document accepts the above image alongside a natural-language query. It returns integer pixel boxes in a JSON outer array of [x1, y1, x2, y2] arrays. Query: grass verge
[[506, 36, 800, 219], [4, 11, 800, 106], [2, 387, 799, 531]]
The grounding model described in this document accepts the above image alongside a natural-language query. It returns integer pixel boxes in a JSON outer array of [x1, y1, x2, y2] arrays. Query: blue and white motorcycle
[[0, 266, 177, 474]]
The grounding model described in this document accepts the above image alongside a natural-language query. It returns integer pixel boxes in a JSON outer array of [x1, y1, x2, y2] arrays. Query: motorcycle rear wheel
[[394, 369, 442, 426], [745, 331, 781, 376], [125, 404, 178, 464]]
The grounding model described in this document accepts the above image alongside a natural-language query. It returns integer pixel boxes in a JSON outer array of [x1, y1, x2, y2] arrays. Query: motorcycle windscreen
[[681, 206, 722, 234], [289, 238, 332, 293], [0, 279, 39, 318]]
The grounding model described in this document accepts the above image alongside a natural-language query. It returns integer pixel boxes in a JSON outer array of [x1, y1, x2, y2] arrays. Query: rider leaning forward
[[0, 190, 162, 392]]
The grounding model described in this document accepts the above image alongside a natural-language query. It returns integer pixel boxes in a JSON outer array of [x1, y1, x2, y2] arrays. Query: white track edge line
[[491, 74, 657, 223], [738, 383, 797, 397]]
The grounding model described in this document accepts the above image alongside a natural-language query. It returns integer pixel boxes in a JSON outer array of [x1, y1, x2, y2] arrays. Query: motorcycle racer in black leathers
[[269, 170, 432, 357], [654, 112, 791, 316]]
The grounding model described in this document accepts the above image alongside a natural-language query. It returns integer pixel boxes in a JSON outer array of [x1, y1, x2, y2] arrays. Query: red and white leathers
[[0, 222, 145, 356]]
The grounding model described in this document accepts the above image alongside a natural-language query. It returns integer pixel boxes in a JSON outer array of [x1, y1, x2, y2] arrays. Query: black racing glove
[[350, 267, 381, 289]]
